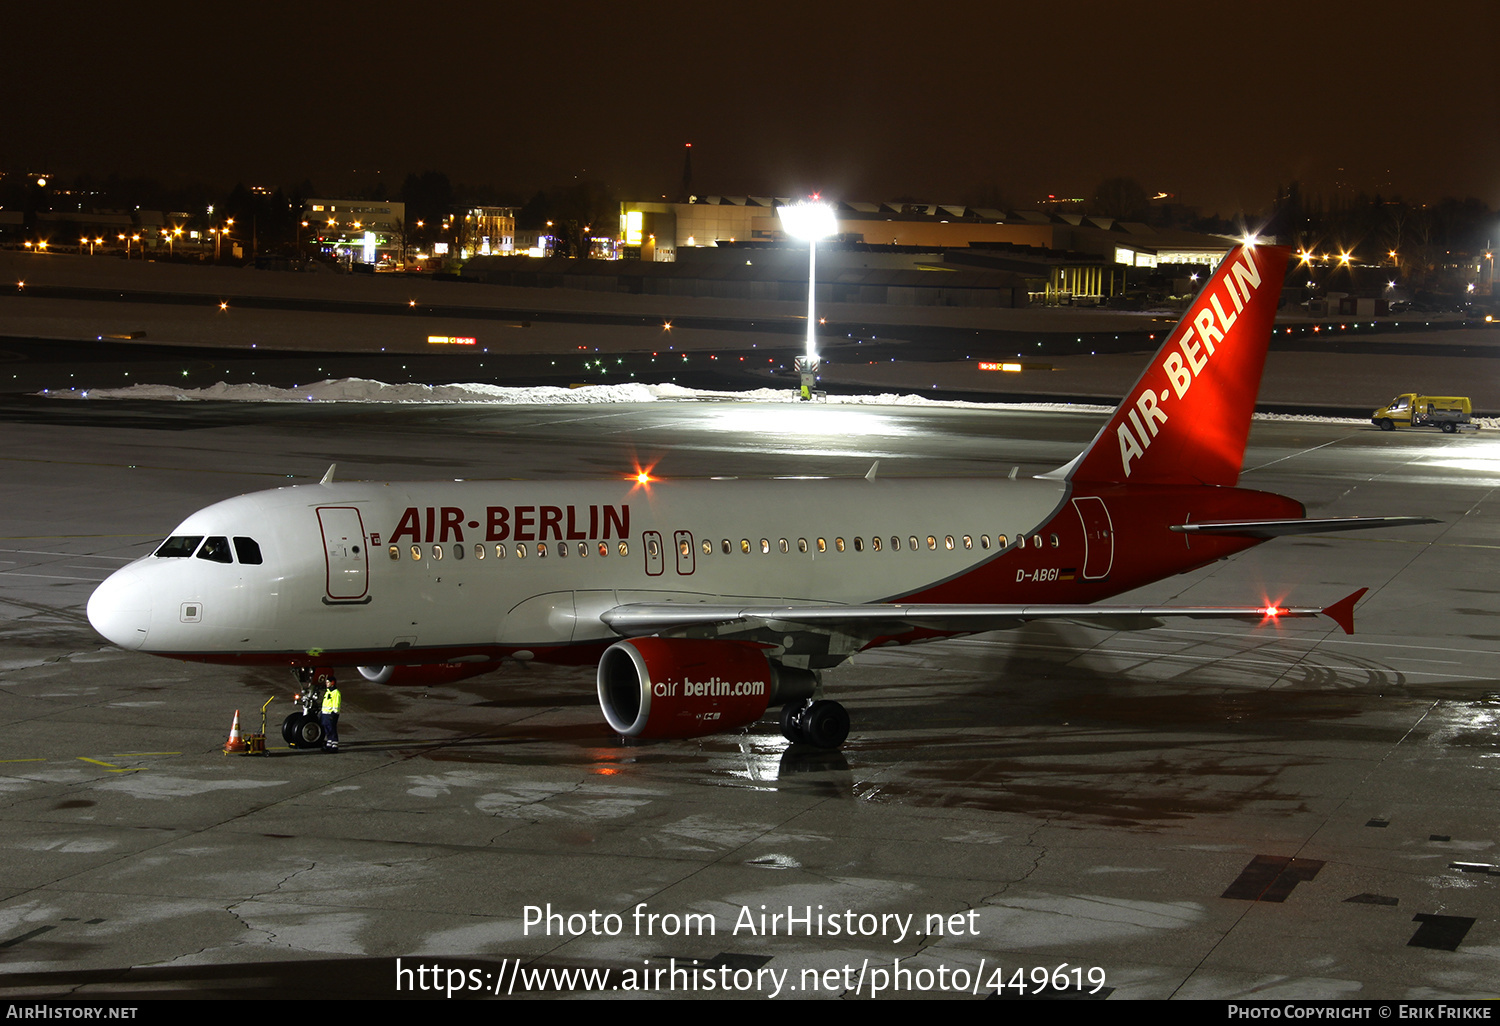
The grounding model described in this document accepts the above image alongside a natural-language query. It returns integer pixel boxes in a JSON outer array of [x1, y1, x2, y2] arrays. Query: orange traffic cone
[[223, 710, 248, 753]]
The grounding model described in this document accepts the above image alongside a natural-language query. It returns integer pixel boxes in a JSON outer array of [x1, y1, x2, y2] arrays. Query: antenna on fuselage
[[865, 460, 879, 481], [320, 464, 336, 484]]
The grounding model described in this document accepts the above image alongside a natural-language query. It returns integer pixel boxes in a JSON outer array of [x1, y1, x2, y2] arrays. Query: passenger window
[[475, 543, 485, 560], [410, 545, 422, 561], [853, 537, 863, 552], [496, 543, 507, 559], [557, 542, 567, 558], [389, 545, 401, 561], [1015, 534, 1025, 547], [817, 538, 827, 553], [648, 538, 660, 558], [702, 540, 712, 555], [517, 544, 528, 559], [980, 535, 990, 549], [233, 537, 263, 564], [760, 539, 770, 554], [909, 536, 919, 551], [197, 537, 233, 564], [963, 535, 972, 550], [872, 536, 882, 552], [155, 535, 203, 558], [891, 536, 901, 551], [741, 539, 750, 554], [835, 538, 845, 552], [538, 543, 548, 557], [431, 545, 443, 560], [944, 536, 954, 550], [618, 542, 629, 556], [679, 540, 690, 557], [598, 542, 608, 557], [927, 536, 937, 550], [578, 542, 588, 558], [1050, 534, 1059, 548], [722, 539, 731, 554], [779, 538, 789, 553], [798, 539, 808, 553], [453, 544, 464, 560], [1032, 535, 1042, 549]]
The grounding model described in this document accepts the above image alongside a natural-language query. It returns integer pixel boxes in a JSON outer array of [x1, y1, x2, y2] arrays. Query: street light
[[777, 198, 838, 400]]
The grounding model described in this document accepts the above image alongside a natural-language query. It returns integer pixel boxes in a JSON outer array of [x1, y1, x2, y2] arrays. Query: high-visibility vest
[[321, 688, 341, 714]]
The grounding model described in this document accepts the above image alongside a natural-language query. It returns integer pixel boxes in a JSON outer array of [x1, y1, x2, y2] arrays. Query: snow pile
[[47, 377, 1114, 413], [42, 377, 1494, 427]]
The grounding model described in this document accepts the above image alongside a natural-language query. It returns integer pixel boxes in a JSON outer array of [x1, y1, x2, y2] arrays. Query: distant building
[[303, 198, 406, 265], [458, 207, 516, 258], [617, 197, 1238, 302]]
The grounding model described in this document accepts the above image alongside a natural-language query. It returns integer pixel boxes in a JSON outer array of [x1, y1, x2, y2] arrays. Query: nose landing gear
[[282, 667, 334, 749]]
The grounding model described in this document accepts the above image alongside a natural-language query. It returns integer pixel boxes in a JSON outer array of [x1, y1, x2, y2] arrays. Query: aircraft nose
[[88, 567, 152, 650]]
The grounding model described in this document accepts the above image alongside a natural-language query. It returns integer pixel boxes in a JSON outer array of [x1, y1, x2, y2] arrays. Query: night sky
[[12, 0, 1499, 214]]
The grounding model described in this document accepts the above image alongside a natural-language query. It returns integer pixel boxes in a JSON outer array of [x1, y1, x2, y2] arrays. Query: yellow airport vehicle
[[1371, 395, 1474, 433]]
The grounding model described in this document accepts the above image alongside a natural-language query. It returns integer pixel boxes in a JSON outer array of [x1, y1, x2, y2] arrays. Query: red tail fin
[[1067, 244, 1290, 486]]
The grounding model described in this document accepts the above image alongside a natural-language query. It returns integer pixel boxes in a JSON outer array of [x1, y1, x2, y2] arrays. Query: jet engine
[[357, 662, 498, 686], [597, 637, 815, 739]]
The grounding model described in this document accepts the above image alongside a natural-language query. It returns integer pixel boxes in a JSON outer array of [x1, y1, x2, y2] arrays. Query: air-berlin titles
[[1118, 247, 1263, 477], [388, 504, 630, 545]]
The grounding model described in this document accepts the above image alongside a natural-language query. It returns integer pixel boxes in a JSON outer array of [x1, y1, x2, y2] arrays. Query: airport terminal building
[[613, 196, 1237, 306]]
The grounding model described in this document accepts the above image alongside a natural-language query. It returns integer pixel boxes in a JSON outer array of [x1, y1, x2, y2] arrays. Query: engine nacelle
[[598, 638, 790, 739], [357, 662, 497, 686]]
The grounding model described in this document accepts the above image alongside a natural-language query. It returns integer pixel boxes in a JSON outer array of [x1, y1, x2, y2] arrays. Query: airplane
[[87, 243, 1433, 750]]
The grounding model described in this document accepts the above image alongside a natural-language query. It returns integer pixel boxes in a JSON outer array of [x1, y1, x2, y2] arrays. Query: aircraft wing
[[1171, 516, 1438, 538], [601, 588, 1368, 640]]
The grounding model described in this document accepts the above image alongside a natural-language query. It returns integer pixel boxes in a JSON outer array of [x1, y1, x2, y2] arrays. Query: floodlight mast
[[777, 199, 837, 400]]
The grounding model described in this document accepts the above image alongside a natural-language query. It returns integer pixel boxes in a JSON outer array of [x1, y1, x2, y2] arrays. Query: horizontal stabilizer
[[1170, 516, 1439, 538], [1320, 588, 1368, 636]]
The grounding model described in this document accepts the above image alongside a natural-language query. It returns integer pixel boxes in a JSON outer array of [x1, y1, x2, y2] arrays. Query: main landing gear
[[281, 667, 333, 749], [780, 699, 850, 749]]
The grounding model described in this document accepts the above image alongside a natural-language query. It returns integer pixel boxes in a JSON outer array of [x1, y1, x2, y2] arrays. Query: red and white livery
[[87, 245, 1427, 748]]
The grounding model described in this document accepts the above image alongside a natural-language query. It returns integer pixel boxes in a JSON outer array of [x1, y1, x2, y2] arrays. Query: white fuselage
[[88, 476, 1073, 663]]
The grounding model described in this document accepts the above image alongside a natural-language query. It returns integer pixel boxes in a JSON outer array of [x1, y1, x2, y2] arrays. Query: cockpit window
[[233, 537, 263, 565], [156, 536, 203, 558], [196, 536, 233, 564]]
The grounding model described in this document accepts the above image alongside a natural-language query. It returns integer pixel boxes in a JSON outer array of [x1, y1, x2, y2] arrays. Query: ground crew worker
[[320, 680, 341, 753]]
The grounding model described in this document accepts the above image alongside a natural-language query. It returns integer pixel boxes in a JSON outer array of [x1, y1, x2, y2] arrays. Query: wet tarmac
[[1, 391, 1498, 1000]]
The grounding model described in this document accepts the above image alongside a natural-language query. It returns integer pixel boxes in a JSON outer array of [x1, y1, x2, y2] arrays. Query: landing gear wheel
[[297, 715, 325, 749], [1379, 418, 1395, 431], [282, 712, 325, 748], [801, 701, 850, 749]]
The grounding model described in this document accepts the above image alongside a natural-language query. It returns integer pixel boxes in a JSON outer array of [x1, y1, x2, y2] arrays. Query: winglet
[[320, 463, 337, 484], [1321, 588, 1368, 635]]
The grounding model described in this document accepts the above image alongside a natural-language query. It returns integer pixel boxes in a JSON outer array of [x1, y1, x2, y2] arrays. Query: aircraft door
[[317, 506, 369, 601], [1072, 497, 1114, 580], [643, 531, 664, 576], [674, 530, 695, 575]]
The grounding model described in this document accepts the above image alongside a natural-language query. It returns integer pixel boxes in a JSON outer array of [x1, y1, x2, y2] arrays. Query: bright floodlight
[[778, 201, 837, 241], [778, 200, 837, 400]]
